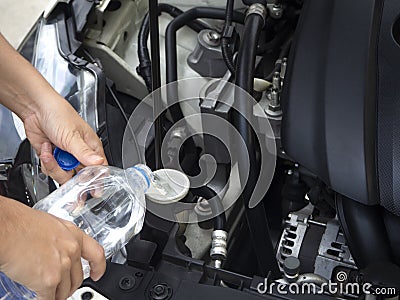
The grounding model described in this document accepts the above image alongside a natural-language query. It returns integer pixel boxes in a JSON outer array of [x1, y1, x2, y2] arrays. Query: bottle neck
[[127, 164, 153, 192]]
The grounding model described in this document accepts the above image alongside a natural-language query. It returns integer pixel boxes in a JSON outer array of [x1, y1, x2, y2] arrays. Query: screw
[[204, 30, 221, 46], [119, 276, 136, 291], [280, 57, 288, 80], [272, 72, 281, 90], [271, 4, 283, 19], [154, 285, 165, 295], [149, 283, 172, 300], [207, 31, 220, 42]]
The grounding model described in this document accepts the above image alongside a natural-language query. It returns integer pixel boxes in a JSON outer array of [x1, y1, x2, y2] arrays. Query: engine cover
[[281, 0, 383, 206]]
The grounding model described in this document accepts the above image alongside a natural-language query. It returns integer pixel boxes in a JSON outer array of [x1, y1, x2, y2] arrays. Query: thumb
[[80, 233, 106, 282], [66, 133, 104, 166]]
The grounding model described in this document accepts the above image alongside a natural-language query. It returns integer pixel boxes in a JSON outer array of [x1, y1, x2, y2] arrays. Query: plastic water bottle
[[0, 164, 152, 299]]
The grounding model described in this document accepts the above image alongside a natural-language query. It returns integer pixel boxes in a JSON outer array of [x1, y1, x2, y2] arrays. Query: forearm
[[0, 33, 59, 120], [0, 196, 20, 266]]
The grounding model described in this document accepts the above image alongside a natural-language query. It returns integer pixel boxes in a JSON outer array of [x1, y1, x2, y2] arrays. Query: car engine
[[1, 0, 400, 299]]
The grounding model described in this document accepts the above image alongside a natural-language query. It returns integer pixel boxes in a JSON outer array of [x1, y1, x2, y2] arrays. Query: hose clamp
[[246, 3, 267, 24], [210, 230, 228, 260]]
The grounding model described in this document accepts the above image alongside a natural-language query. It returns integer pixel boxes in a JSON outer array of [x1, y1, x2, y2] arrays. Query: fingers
[[40, 142, 74, 184], [67, 132, 105, 167], [85, 133, 108, 166], [55, 260, 72, 300], [59, 221, 85, 295], [80, 232, 106, 282], [69, 256, 84, 296], [37, 289, 56, 300]]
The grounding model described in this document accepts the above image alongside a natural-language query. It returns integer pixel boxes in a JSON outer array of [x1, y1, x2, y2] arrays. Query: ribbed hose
[[221, 0, 236, 74], [137, 4, 208, 92], [231, 12, 280, 278], [165, 7, 245, 123]]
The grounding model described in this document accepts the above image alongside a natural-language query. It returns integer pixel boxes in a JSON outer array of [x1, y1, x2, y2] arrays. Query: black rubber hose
[[231, 12, 280, 278], [336, 195, 393, 269], [192, 186, 226, 230], [165, 7, 245, 122], [137, 4, 208, 92], [221, 0, 236, 74], [137, 13, 152, 92]]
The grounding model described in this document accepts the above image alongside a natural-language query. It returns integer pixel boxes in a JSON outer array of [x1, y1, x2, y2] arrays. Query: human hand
[[0, 34, 106, 183], [23, 94, 107, 184], [0, 196, 106, 300]]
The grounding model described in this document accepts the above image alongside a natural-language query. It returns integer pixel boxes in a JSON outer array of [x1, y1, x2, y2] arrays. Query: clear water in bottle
[[0, 164, 152, 299]]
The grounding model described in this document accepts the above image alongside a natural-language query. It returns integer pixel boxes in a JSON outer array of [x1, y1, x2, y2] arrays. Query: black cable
[[137, 4, 208, 93], [192, 186, 226, 230], [264, 37, 292, 81], [221, 0, 236, 74], [231, 12, 280, 278], [137, 12, 152, 92], [165, 7, 245, 123]]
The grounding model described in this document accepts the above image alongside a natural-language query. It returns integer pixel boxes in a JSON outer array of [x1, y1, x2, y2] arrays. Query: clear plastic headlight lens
[[33, 20, 99, 130], [28, 19, 101, 201]]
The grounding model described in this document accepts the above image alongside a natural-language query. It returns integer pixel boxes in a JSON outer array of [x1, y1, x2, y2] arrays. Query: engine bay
[[3, 0, 400, 298]]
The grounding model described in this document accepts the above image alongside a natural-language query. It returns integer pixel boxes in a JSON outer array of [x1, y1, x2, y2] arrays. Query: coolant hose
[[192, 186, 226, 231], [231, 5, 280, 278], [137, 4, 207, 92], [336, 195, 393, 268]]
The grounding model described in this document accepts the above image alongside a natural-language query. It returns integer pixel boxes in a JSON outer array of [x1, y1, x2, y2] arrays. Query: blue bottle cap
[[53, 147, 80, 171]]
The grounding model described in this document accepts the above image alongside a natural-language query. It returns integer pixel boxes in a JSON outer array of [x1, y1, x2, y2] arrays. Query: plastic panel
[[281, 0, 382, 205]]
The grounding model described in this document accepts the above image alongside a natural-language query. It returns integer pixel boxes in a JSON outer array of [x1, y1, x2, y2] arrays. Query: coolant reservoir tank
[[146, 169, 190, 204]]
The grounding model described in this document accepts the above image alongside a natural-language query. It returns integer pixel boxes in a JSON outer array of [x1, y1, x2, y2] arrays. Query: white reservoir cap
[[145, 169, 190, 204]]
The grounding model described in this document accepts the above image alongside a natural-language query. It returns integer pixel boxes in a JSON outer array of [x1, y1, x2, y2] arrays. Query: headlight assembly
[[26, 17, 106, 202], [33, 20, 99, 131]]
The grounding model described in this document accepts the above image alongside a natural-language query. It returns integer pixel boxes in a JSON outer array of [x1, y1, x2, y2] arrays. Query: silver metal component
[[296, 273, 329, 286], [272, 72, 281, 90], [210, 230, 228, 260], [111, 246, 127, 265], [205, 30, 221, 46], [170, 126, 186, 140], [277, 206, 357, 282], [267, 3, 284, 19], [213, 259, 222, 269], [264, 88, 282, 117], [246, 3, 267, 23], [194, 197, 212, 217], [307, 219, 327, 228], [187, 29, 227, 77], [314, 219, 356, 280], [269, 89, 280, 109], [280, 57, 288, 80], [164, 127, 188, 168], [276, 204, 314, 269]]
